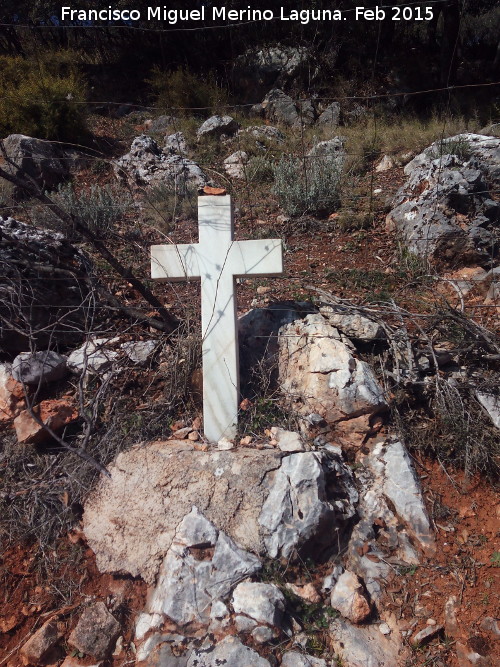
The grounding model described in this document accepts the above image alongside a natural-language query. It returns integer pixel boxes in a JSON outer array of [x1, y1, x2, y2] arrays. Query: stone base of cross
[[151, 195, 283, 442]]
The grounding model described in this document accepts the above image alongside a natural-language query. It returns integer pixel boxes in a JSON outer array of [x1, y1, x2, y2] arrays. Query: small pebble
[[379, 623, 391, 635], [217, 437, 234, 450], [427, 618, 437, 626], [172, 426, 192, 439]]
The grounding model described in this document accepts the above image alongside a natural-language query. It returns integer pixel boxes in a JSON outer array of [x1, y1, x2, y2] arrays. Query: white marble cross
[[151, 195, 283, 442]]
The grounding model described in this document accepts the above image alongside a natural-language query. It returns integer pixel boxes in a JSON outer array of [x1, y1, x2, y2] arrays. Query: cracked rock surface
[[147, 508, 261, 625], [187, 636, 271, 667], [83, 442, 282, 583], [329, 617, 402, 666], [279, 313, 388, 421], [259, 450, 357, 560], [347, 438, 434, 601], [83, 442, 358, 584], [386, 133, 500, 266], [114, 135, 207, 189]]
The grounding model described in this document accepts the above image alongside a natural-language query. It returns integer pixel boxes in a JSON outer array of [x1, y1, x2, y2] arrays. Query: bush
[[273, 154, 343, 217], [140, 181, 198, 232], [395, 380, 500, 482], [427, 136, 473, 161], [52, 183, 132, 238], [246, 155, 275, 184], [0, 54, 88, 143], [148, 67, 228, 116]]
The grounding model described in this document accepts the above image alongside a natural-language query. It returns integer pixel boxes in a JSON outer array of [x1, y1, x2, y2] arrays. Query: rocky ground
[[0, 104, 499, 666]]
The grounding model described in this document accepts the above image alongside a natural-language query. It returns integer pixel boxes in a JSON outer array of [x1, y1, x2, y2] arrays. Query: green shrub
[[273, 154, 343, 217], [52, 183, 132, 238], [140, 181, 198, 232], [0, 54, 88, 143], [148, 67, 228, 116], [246, 155, 275, 184], [427, 136, 472, 161]]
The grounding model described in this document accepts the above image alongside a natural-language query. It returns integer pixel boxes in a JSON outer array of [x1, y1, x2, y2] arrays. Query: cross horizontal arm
[[230, 239, 283, 277], [151, 243, 201, 282]]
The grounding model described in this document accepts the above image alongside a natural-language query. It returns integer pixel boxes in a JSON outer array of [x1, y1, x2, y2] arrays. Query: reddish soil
[[1, 453, 498, 665], [397, 457, 500, 665], [0, 541, 147, 666]]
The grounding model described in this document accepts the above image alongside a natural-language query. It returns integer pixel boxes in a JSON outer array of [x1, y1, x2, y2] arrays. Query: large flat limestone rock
[[83, 441, 282, 583], [84, 441, 358, 585]]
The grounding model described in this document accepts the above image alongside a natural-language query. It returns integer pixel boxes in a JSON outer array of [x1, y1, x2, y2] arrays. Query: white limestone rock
[[223, 151, 248, 179], [251, 626, 276, 644], [164, 131, 188, 155], [3, 134, 69, 191], [67, 338, 119, 374], [308, 137, 345, 160], [84, 441, 360, 593], [405, 133, 500, 184], [147, 115, 177, 134], [237, 125, 285, 146], [147, 507, 261, 625], [387, 134, 500, 265], [83, 442, 282, 583], [12, 351, 67, 385], [316, 102, 340, 128], [281, 652, 328, 667], [217, 436, 234, 450], [271, 427, 305, 452], [319, 306, 386, 342], [115, 135, 207, 189], [369, 439, 433, 552], [186, 636, 270, 667], [121, 340, 157, 364], [329, 617, 404, 666], [259, 451, 357, 560], [375, 155, 395, 172], [234, 615, 258, 633], [209, 599, 231, 632], [322, 565, 343, 593], [197, 115, 239, 139], [330, 571, 371, 624], [236, 46, 310, 97], [232, 582, 285, 626], [476, 391, 500, 429], [135, 612, 163, 641], [261, 89, 301, 126], [347, 438, 434, 601], [411, 625, 444, 647], [279, 313, 388, 422], [297, 99, 315, 126], [135, 632, 189, 664]]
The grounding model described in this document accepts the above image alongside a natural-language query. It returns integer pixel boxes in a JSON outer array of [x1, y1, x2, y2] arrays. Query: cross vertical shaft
[[151, 195, 283, 442]]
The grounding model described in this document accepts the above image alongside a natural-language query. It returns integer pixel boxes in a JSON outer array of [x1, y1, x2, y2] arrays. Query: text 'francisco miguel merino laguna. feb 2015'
[[60, 5, 436, 25]]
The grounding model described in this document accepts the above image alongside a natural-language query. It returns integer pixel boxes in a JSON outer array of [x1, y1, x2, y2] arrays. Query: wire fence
[[0, 0, 499, 335]]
